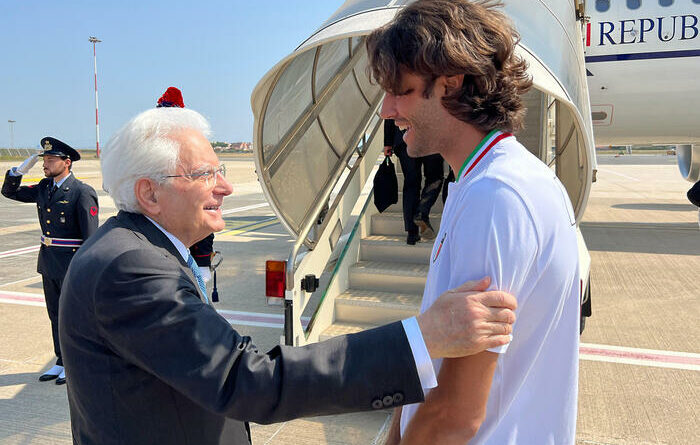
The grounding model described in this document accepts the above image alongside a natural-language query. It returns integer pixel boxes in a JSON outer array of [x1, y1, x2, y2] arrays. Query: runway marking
[[0, 291, 46, 307], [10, 175, 93, 183], [0, 291, 309, 328], [0, 275, 41, 287], [580, 342, 700, 371], [0, 245, 40, 259], [596, 168, 641, 182], [217, 217, 279, 239], [218, 309, 309, 329], [371, 413, 393, 445], [221, 202, 269, 215], [0, 203, 273, 259], [0, 222, 43, 236], [2, 288, 699, 371], [0, 211, 118, 236], [1, 289, 698, 371]]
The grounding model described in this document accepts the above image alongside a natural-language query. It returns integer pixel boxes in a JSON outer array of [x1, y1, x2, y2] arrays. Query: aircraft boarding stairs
[[319, 167, 443, 340], [252, 10, 595, 345]]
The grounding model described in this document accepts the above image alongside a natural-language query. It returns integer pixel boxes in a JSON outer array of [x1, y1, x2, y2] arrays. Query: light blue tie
[[186, 254, 210, 305]]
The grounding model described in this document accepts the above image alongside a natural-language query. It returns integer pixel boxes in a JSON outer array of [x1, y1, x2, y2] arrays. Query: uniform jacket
[[2, 170, 99, 278], [59, 211, 423, 445]]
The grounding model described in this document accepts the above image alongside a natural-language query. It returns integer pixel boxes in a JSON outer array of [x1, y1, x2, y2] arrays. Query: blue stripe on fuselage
[[586, 49, 700, 63]]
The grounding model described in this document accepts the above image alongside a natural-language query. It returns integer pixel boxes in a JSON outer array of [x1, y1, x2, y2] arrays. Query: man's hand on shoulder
[[416, 277, 516, 358]]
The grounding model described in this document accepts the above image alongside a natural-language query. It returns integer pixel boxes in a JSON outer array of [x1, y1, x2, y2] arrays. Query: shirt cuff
[[401, 317, 438, 391], [487, 334, 513, 354], [9, 167, 22, 177]]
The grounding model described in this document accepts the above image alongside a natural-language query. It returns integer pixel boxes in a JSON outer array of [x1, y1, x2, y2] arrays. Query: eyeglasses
[[161, 164, 227, 189]]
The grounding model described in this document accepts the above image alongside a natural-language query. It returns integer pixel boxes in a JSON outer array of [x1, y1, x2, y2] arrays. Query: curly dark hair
[[366, 0, 532, 133]]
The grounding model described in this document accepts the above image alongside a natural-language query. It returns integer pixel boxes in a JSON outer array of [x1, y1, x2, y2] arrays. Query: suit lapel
[[119, 212, 206, 302]]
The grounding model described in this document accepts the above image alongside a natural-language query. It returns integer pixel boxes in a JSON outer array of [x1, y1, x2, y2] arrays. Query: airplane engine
[[676, 144, 700, 183]]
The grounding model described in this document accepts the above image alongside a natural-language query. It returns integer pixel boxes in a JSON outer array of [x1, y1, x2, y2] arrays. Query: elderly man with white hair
[[58, 106, 517, 445]]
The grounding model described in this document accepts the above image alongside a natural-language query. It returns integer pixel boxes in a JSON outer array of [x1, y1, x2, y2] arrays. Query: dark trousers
[[41, 276, 63, 366], [395, 147, 444, 233]]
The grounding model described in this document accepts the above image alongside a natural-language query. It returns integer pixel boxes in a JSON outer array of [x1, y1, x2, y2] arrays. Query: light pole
[[89, 36, 101, 158], [8, 120, 16, 156]]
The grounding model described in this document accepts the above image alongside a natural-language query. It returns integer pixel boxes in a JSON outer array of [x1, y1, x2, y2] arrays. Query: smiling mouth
[[204, 205, 221, 212]]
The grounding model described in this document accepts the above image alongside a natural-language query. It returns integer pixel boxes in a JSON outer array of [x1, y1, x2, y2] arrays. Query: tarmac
[[0, 154, 698, 444]]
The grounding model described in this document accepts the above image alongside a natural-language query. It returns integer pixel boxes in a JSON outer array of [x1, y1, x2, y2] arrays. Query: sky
[[0, 0, 342, 149]]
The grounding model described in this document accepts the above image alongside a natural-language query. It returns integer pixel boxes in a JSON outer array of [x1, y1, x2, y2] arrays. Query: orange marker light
[[265, 260, 286, 298]]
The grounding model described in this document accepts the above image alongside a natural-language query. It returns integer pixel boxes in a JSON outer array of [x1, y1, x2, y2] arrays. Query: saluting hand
[[16, 153, 39, 175], [417, 277, 517, 359]]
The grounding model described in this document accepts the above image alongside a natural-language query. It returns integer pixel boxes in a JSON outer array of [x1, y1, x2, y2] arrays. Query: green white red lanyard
[[456, 130, 512, 183]]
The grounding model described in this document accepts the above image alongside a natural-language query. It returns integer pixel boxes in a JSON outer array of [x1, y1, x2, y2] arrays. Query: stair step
[[360, 235, 433, 264], [319, 321, 375, 341], [335, 289, 421, 325], [384, 192, 444, 213], [349, 261, 428, 293], [371, 212, 442, 236]]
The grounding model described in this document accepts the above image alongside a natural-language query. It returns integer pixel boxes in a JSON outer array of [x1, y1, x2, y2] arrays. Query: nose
[[214, 173, 233, 197], [380, 94, 397, 119]]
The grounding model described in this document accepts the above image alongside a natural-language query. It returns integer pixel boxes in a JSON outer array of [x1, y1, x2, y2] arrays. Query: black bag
[[688, 180, 700, 207], [374, 156, 398, 213]]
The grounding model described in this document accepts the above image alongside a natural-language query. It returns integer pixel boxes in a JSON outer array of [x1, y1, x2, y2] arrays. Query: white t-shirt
[[400, 130, 580, 444]]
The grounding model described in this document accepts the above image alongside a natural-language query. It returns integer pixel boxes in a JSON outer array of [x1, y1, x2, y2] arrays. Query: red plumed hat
[[157, 87, 185, 108]]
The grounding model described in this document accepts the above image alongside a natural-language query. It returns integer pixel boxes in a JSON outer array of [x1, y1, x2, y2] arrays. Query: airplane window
[[595, 0, 610, 12], [659, 0, 674, 6], [627, 0, 641, 9]]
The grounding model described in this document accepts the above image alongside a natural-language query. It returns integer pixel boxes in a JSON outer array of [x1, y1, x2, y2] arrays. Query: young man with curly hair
[[367, 1, 581, 444]]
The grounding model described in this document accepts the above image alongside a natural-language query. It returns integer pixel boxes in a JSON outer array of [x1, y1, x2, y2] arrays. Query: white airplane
[[584, 0, 700, 182]]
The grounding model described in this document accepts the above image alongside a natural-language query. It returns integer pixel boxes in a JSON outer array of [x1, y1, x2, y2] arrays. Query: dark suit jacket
[[2, 170, 99, 278], [59, 211, 423, 445]]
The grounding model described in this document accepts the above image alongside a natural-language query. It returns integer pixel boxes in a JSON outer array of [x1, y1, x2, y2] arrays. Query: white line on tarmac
[[222, 202, 269, 215], [0, 291, 309, 328], [0, 203, 271, 260], [0, 291, 46, 307], [4, 290, 696, 371], [0, 245, 40, 259], [371, 414, 393, 445], [0, 275, 41, 287], [596, 168, 641, 182], [580, 342, 700, 371]]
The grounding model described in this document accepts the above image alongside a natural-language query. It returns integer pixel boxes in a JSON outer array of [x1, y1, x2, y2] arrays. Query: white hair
[[101, 107, 211, 213]]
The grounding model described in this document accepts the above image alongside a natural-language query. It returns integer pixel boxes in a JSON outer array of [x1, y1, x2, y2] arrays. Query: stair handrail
[[285, 104, 381, 292], [282, 100, 384, 345]]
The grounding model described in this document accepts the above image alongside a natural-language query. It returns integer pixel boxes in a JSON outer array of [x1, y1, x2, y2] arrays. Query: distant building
[[211, 142, 252, 153]]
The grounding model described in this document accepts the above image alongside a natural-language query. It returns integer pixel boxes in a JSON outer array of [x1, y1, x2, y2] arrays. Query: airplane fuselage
[[585, 1, 699, 146]]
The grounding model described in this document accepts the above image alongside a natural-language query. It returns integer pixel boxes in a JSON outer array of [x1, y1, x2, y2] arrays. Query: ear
[[441, 74, 464, 96], [134, 178, 161, 215]]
